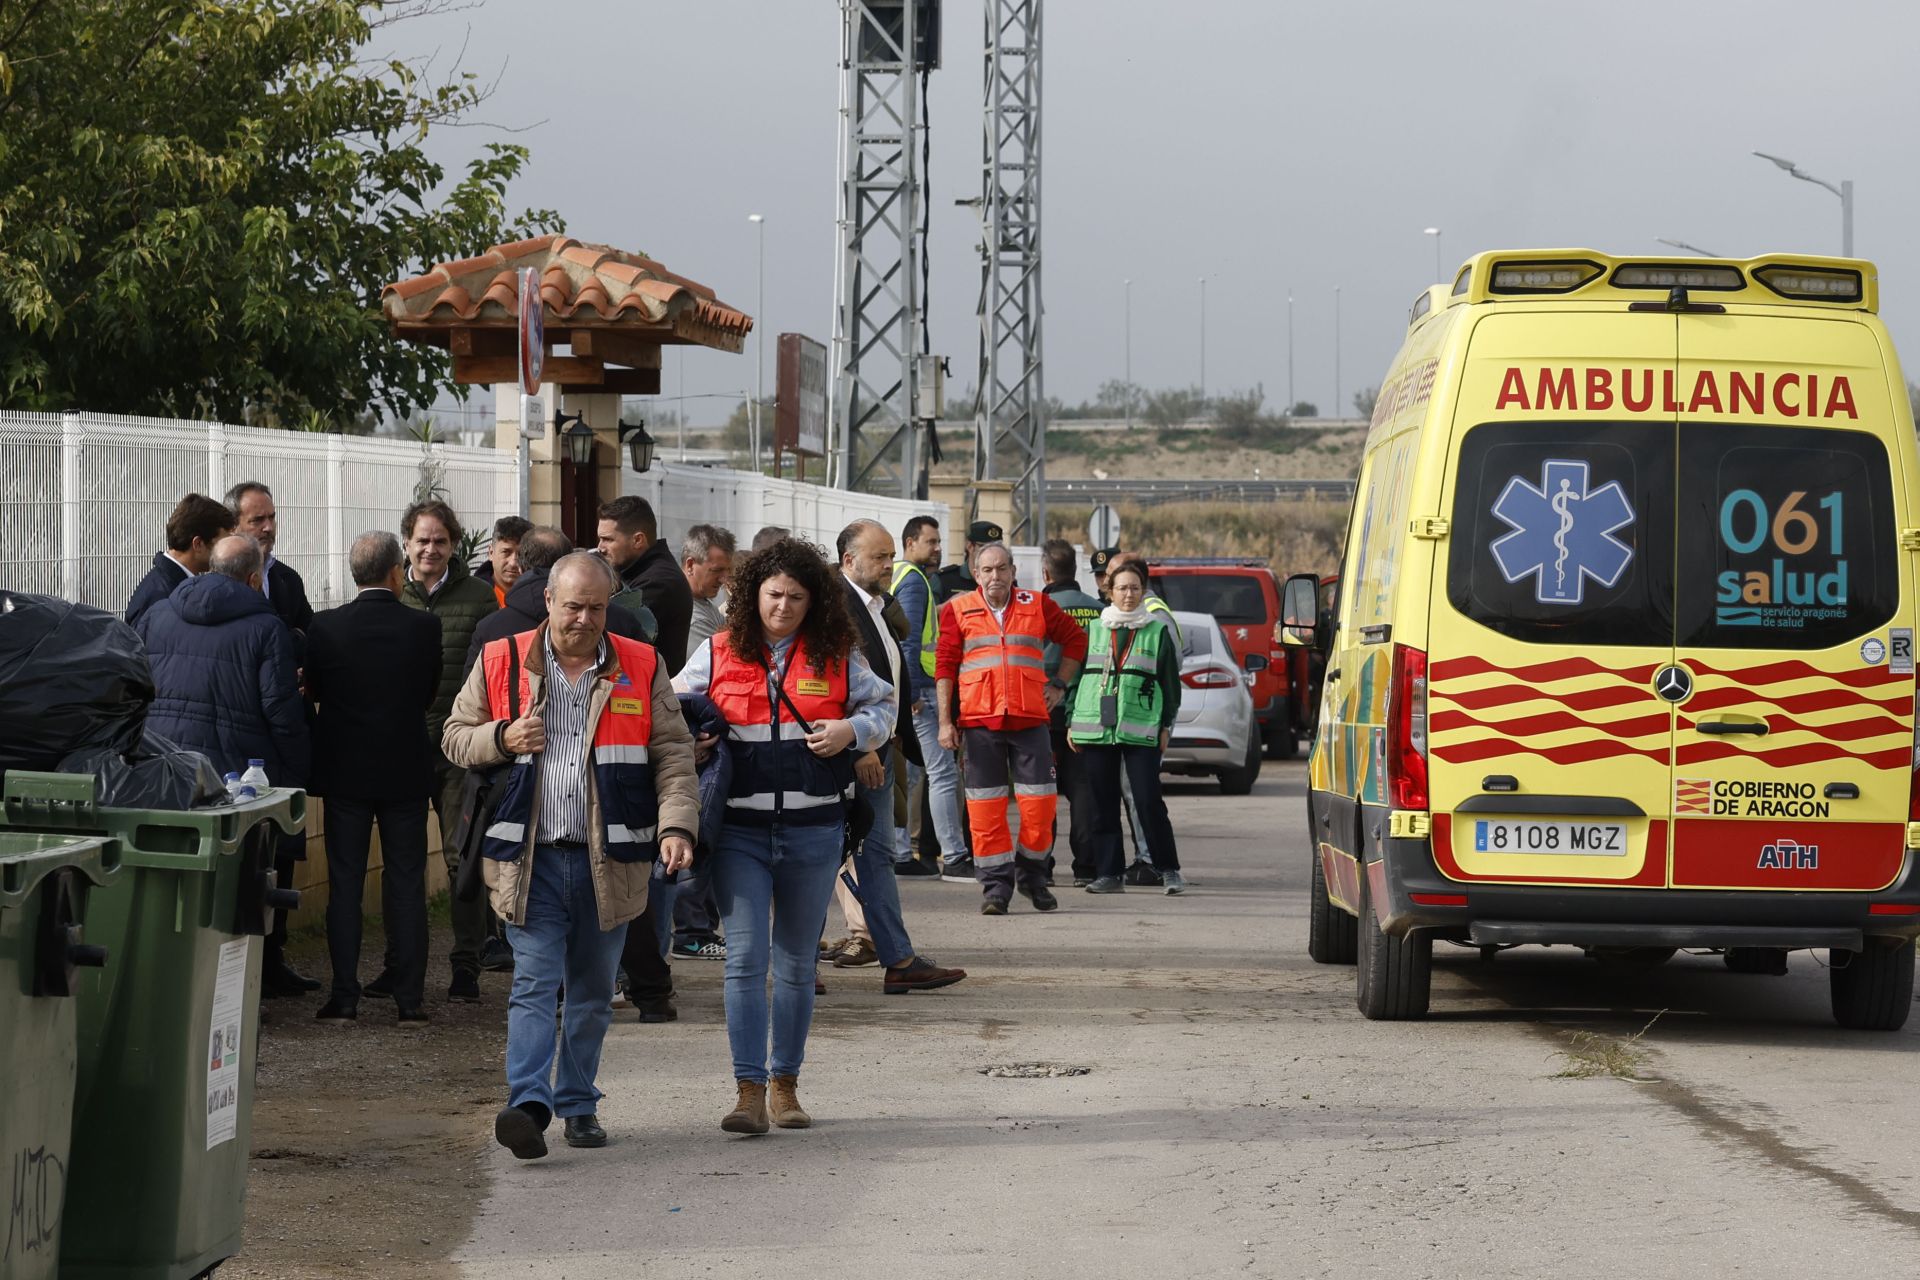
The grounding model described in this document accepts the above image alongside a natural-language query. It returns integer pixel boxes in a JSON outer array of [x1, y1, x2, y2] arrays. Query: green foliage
[[0, 0, 562, 423], [1352, 385, 1379, 418], [1288, 400, 1321, 417], [1047, 496, 1349, 576], [1143, 385, 1205, 429]]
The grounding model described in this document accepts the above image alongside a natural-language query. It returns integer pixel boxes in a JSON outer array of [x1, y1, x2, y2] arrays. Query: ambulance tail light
[[1611, 264, 1745, 291], [1754, 265, 1862, 302], [1387, 644, 1429, 811]]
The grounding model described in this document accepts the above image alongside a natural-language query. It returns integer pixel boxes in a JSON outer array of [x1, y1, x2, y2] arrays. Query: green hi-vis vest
[[1067, 619, 1168, 747], [891, 560, 939, 677]]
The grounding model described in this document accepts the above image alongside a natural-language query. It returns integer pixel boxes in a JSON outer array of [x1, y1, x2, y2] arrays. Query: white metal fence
[[0, 412, 951, 616], [624, 460, 948, 558], [0, 411, 514, 614]]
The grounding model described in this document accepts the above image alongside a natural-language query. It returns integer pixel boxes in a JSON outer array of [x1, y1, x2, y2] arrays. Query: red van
[[1147, 559, 1299, 757]]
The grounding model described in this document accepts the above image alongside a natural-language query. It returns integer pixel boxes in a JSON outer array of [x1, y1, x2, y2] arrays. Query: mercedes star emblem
[[1654, 664, 1693, 704]]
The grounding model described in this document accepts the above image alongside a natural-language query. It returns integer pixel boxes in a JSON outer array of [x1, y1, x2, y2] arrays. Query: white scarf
[[1101, 603, 1154, 630]]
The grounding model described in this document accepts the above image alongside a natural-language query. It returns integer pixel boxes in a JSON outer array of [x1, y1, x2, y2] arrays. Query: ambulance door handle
[[1695, 720, 1769, 736], [1326, 668, 1341, 682], [1823, 782, 1860, 800]]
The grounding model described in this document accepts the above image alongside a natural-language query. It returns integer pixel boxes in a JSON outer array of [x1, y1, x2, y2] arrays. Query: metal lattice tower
[[971, 0, 1045, 540], [832, 0, 922, 497]]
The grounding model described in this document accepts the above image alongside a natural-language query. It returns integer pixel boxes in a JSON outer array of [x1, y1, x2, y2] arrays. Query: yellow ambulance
[[1282, 249, 1920, 1028]]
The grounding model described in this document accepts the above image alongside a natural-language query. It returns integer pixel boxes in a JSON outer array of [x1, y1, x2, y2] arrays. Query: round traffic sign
[[1087, 503, 1121, 549], [518, 266, 544, 395]]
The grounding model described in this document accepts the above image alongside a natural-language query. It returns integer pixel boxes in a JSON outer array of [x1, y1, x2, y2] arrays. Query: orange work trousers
[[961, 724, 1057, 870]]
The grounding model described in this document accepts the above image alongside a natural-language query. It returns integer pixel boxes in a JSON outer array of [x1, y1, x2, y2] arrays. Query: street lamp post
[[1334, 285, 1342, 421], [1198, 275, 1208, 406], [1287, 290, 1294, 413], [1424, 226, 1442, 282], [748, 213, 766, 471], [1753, 151, 1853, 257], [1124, 278, 1133, 430]]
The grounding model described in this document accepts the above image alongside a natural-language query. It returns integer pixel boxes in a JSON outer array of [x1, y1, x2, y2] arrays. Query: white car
[[1158, 610, 1262, 794]]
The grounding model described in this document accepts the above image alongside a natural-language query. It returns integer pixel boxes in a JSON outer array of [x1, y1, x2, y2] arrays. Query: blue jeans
[[710, 820, 843, 1082], [852, 764, 914, 968], [504, 845, 630, 1119], [909, 699, 970, 866]]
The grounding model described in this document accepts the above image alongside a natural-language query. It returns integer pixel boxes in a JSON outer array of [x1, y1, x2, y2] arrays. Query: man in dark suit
[[125, 492, 233, 628], [226, 479, 319, 995], [305, 531, 443, 1023], [823, 519, 965, 994]]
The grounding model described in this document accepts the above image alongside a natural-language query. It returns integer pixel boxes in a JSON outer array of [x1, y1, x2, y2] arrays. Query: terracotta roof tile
[[382, 234, 751, 354]]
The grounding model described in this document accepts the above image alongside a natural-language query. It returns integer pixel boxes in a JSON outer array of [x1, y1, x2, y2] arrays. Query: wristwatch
[[1046, 678, 1068, 693]]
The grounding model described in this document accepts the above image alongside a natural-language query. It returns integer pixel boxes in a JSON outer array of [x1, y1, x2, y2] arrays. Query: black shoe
[[1122, 861, 1163, 887], [893, 858, 940, 877], [941, 857, 978, 884], [478, 936, 515, 972], [563, 1114, 608, 1148], [397, 1004, 430, 1024], [448, 970, 481, 1002], [636, 997, 678, 1023], [495, 1104, 549, 1160], [362, 970, 395, 998], [1021, 882, 1060, 912], [1086, 876, 1125, 894], [314, 998, 357, 1023], [261, 962, 322, 998], [980, 899, 1008, 916]]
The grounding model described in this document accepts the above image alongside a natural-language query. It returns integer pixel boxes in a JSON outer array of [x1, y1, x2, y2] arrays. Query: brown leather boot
[[721, 1080, 770, 1135], [768, 1075, 811, 1129]]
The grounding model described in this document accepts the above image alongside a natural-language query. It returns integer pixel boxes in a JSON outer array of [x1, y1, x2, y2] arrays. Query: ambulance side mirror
[[1281, 574, 1325, 650]]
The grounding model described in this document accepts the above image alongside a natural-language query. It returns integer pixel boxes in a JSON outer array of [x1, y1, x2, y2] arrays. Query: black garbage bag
[[0, 591, 154, 771], [58, 727, 227, 810]]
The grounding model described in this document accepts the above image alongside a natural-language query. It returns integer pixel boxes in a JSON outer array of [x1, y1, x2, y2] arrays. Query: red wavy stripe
[[1432, 706, 1672, 742], [1434, 682, 1656, 715], [1690, 657, 1910, 691], [1432, 737, 1670, 766], [1674, 740, 1911, 770], [1681, 684, 1911, 718], [1430, 654, 1659, 687]]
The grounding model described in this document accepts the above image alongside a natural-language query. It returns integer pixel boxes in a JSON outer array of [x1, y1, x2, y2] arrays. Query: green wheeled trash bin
[[0, 771, 304, 1280], [0, 830, 117, 1280]]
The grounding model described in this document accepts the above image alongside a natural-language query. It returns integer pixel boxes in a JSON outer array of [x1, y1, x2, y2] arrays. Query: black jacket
[[304, 590, 442, 801], [125, 551, 190, 628], [265, 557, 314, 637], [617, 539, 694, 674], [463, 567, 650, 677], [841, 577, 920, 767]]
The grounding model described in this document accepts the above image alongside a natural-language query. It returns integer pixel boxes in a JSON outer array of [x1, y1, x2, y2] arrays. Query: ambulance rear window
[[1446, 422, 1674, 646], [1675, 425, 1897, 650]]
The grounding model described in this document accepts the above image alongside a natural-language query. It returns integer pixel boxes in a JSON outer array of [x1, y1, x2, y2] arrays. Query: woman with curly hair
[[674, 536, 895, 1134]]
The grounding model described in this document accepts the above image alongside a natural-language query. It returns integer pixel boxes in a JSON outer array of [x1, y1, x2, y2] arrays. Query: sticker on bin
[[1473, 819, 1627, 856], [206, 938, 248, 1150]]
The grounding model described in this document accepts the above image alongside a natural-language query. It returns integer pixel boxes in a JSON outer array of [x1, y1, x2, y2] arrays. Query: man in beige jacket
[[443, 553, 698, 1160]]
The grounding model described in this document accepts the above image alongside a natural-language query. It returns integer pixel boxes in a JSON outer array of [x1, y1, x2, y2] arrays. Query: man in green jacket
[[1041, 539, 1103, 885], [396, 498, 501, 1000]]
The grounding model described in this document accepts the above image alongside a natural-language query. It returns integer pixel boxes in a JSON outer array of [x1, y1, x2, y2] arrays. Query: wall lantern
[[619, 419, 657, 473]]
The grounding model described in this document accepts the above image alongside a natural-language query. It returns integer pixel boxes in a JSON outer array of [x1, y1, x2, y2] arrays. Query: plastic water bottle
[[223, 773, 244, 804], [241, 759, 270, 793]]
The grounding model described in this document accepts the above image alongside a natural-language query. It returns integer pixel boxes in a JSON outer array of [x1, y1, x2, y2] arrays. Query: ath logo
[[1757, 837, 1818, 870], [1490, 459, 1635, 605]]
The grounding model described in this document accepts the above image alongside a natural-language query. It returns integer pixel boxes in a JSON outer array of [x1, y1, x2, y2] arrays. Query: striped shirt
[[534, 635, 607, 844]]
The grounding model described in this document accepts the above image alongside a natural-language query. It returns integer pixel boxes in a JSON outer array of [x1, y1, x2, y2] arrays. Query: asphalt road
[[455, 762, 1920, 1279]]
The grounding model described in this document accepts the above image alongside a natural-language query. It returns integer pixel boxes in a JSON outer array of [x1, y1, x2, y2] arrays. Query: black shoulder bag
[[754, 649, 871, 855], [452, 639, 523, 902]]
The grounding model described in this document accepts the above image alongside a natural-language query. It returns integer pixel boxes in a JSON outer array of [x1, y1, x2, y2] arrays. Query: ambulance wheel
[[1354, 864, 1430, 1020], [1307, 830, 1357, 965], [1829, 940, 1915, 1031], [1218, 734, 1262, 796]]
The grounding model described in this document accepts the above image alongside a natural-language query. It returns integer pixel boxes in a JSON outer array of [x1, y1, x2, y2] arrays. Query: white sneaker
[[1161, 870, 1187, 896], [610, 988, 631, 1010]]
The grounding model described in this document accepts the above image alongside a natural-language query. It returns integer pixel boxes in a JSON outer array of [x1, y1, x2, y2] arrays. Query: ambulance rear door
[[1669, 313, 1913, 892], [1425, 309, 1679, 890]]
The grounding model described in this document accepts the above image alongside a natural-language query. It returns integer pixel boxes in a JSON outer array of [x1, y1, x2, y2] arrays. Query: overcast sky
[[384, 1, 1920, 428]]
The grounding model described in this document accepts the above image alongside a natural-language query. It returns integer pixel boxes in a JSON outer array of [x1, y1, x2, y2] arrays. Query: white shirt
[[408, 564, 449, 597], [163, 550, 199, 579], [846, 576, 902, 713]]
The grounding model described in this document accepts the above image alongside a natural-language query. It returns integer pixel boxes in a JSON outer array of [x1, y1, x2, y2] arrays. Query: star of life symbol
[[1489, 459, 1636, 606]]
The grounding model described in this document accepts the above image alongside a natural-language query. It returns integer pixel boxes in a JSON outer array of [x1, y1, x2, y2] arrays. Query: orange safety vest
[[952, 588, 1050, 725], [707, 631, 855, 825], [478, 629, 660, 862]]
